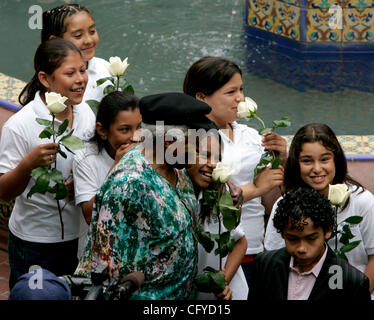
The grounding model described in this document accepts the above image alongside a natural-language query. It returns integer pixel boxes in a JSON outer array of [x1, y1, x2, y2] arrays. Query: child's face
[[62, 11, 98, 62], [45, 50, 87, 106], [283, 217, 331, 272], [198, 73, 244, 126], [101, 108, 142, 159], [187, 135, 220, 189], [298, 142, 336, 196]]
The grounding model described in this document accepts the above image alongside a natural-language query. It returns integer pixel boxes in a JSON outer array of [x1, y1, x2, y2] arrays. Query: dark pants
[[241, 259, 256, 292], [8, 230, 78, 290]]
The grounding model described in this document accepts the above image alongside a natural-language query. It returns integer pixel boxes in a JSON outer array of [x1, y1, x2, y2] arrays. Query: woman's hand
[[24, 143, 59, 170], [254, 165, 284, 195], [227, 181, 244, 210], [262, 131, 287, 164], [215, 269, 232, 300]]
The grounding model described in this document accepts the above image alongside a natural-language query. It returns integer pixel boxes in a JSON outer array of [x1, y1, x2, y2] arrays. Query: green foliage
[[194, 183, 241, 297], [253, 116, 290, 178], [331, 207, 363, 261], [194, 267, 226, 294]]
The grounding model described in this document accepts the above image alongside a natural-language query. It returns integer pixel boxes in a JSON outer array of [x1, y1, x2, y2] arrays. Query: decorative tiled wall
[[246, 0, 374, 44], [0, 72, 25, 105]]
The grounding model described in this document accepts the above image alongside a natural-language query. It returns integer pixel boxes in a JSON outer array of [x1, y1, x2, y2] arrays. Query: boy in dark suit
[[249, 187, 370, 301]]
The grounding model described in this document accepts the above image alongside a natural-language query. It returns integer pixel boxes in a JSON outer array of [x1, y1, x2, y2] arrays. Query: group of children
[[0, 3, 373, 300]]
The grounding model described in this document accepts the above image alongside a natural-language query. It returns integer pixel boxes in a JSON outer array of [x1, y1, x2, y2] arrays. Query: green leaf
[[194, 268, 226, 294], [39, 127, 55, 139], [57, 119, 69, 137], [104, 85, 115, 95], [60, 134, 85, 151], [219, 190, 235, 207], [30, 167, 48, 178], [194, 273, 212, 293], [96, 77, 113, 86], [27, 174, 50, 198], [210, 271, 226, 293], [272, 117, 291, 129], [203, 189, 218, 206], [54, 182, 68, 200], [86, 99, 100, 115], [340, 240, 362, 254], [58, 148, 67, 159], [194, 226, 215, 253], [219, 192, 240, 230], [49, 168, 64, 184], [344, 216, 363, 225], [271, 157, 282, 169], [124, 85, 135, 94], [258, 127, 272, 135], [216, 237, 236, 257], [336, 250, 348, 261], [339, 224, 355, 245], [36, 118, 52, 126]]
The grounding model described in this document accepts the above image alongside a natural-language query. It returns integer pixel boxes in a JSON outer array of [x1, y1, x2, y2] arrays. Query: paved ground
[[0, 250, 9, 300]]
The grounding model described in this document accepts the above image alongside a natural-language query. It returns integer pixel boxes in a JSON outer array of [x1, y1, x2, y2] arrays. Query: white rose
[[45, 92, 68, 114], [108, 56, 129, 77], [212, 162, 234, 184], [328, 184, 351, 207], [237, 96, 258, 119]]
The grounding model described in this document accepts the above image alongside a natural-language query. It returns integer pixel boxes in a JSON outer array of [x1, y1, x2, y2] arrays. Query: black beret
[[139, 92, 219, 131]]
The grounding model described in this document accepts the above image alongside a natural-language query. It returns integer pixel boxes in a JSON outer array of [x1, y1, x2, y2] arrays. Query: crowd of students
[[0, 3, 373, 301]]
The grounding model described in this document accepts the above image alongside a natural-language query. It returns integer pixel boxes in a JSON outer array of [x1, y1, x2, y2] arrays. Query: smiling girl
[[0, 38, 95, 289], [187, 131, 248, 300], [72, 91, 142, 257], [184, 56, 286, 286], [264, 123, 374, 298], [42, 4, 111, 102]]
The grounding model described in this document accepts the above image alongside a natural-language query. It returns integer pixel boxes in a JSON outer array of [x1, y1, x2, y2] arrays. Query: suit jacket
[[248, 246, 371, 301]]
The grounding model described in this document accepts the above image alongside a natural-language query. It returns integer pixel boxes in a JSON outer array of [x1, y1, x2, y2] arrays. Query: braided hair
[[41, 4, 92, 42]]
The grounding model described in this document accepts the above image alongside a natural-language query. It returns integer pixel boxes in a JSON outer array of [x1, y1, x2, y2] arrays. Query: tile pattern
[[0, 73, 25, 106], [247, 0, 374, 43]]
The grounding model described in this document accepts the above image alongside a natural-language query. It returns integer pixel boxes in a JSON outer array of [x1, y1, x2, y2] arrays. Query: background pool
[[0, 0, 373, 135]]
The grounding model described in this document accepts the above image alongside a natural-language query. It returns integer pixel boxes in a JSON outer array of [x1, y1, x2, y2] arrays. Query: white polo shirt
[[84, 57, 111, 103], [220, 122, 265, 255], [0, 91, 96, 243], [73, 141, 113, 206]]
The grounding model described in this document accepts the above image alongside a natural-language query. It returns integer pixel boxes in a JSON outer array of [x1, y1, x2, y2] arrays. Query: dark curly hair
[[273, 187, 334, 235]]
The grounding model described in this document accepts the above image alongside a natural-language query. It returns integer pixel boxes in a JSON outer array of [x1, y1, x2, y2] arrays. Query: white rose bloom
[[108, 56, 129, 77], [328, 184, 351, 207], [237, 96, 258, 119], [45, 92, 68, 114], [212, 162, 233, 184]]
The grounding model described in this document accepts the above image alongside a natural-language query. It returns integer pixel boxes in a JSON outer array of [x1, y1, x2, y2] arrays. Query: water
[[1, 0, 373, 135]]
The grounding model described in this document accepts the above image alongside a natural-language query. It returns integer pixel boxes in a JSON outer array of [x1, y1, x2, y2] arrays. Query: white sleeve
[[264, 197, 285, 250], [231, 224, 245, 242], [354, 190, 374, 255], [72, 154, 101, 205], [0, 125, 28, 173]]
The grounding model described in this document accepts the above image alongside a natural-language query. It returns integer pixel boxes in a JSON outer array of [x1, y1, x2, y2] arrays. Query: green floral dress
[[75, 145, 198, 300]]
